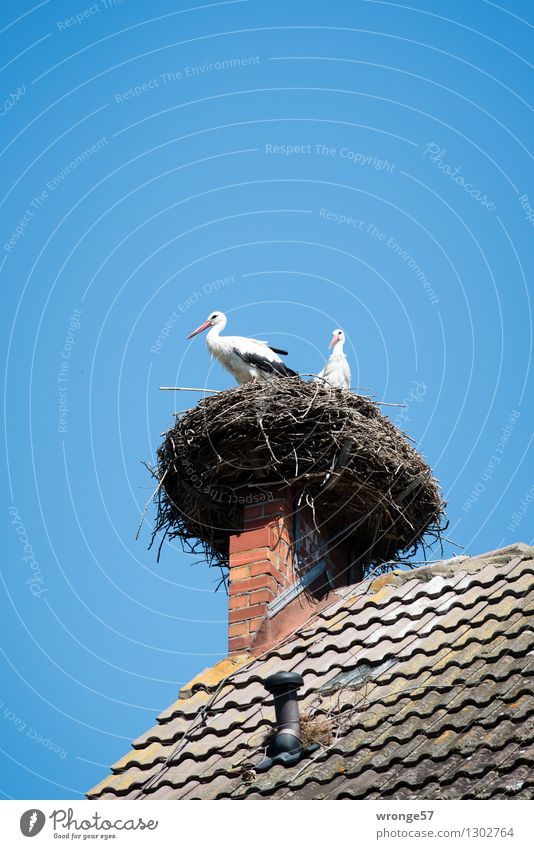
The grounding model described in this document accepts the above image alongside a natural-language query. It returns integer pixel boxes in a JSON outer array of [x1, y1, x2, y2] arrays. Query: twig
[[300, 382, 321, 419], [373, 401, 407, 408], [440, 536, 465, 549], [136, 467, 168, 540], [299, 373, 371, 392], [397, 472, 428, 502], [257, 416, 279, 464], [159, 386, 219, 393], [301, 491, 321, 535]]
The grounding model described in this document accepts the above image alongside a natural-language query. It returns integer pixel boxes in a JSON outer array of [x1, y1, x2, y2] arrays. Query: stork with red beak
[[187, 311, 298, 384], [316, 328, 351, 389]]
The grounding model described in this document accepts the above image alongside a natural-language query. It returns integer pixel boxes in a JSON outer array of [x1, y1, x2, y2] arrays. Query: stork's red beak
[[329, 334, 338, 349], [187, 319, 211, 339]]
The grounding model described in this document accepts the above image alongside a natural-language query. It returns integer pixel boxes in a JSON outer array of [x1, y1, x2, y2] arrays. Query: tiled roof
[[87, 543, 534, 800]]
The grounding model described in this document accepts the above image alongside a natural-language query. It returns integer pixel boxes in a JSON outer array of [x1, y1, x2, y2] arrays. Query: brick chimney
[[228, 488, 358, 655]]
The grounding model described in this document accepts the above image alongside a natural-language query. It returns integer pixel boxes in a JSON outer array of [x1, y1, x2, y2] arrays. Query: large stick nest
[[151, 379, 446, 572]]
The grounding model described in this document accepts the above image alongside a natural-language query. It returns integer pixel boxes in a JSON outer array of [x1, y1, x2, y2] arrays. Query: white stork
[[316, 328, 351, 389], [187, 311, 298, 384]]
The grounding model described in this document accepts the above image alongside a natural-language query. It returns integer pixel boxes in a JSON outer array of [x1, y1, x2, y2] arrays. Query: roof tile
[[87, 544, 534, 800]]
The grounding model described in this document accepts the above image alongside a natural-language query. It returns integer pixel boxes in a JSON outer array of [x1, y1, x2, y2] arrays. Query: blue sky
[[1, 0, 533, 800]]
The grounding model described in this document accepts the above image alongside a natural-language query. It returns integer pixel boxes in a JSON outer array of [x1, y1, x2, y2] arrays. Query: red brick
[[229, 621, 249, 638], [249, 589, 276, 605], [229, 636, 252, 654], [248, 617, 265, 633], [230, 575, 278, 595], [229, 526, 283, 554], [229, 549, 269, 567], [278, 526, 293, 544], [229, 603, 269, 623], [228, 564, 250, 581], [250, 560, 280, 579], [229, 594, 250, 610], [229, 528, 268, 554], [279, 540, 293, 562], [279, 562, 293, 581]]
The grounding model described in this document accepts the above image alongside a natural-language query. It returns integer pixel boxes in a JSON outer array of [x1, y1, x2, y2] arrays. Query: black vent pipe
[[254, 671, 318, 773], [264, 672, 304, 756]]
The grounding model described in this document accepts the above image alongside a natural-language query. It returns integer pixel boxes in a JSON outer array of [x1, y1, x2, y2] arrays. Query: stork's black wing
[[233, 348, 298, 377], [268, 346, 289, 356]]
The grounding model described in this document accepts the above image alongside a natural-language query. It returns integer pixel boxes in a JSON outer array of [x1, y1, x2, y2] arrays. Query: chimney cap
[[264, 672, 304, 693]]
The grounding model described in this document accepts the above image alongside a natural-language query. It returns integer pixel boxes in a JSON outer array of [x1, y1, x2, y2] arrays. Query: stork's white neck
[[206, 316, 227, 342], [331, 339, 345, 357], [205, 318, 228, 356]]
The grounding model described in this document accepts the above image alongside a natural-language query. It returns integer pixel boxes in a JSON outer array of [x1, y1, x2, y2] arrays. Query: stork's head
[[329, 328, 345, 348], [187, 310, 226, 338]]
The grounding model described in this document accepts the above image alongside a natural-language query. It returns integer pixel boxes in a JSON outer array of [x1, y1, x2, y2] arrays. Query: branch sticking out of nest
[[148, 379, 446, 572]]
